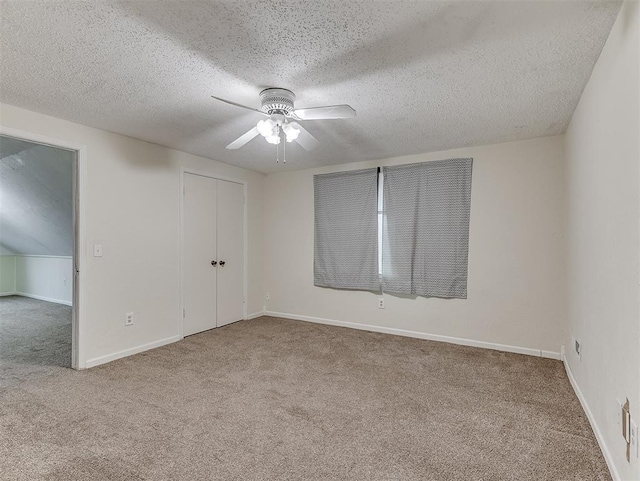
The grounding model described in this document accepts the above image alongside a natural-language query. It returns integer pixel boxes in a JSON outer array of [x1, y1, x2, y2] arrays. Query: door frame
[[179, 167, 248, 339], [0, 126, 88, 369]]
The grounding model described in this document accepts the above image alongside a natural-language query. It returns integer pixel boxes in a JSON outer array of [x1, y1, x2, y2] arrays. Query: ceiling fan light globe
[[283, 122, 300, 142], [257, 119, 276, 137], [265, 134, 281, 145], [285, 130, 300, 142]]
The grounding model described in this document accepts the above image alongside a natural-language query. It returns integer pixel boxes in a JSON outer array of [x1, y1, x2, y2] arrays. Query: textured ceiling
[[0, 136, 74, 256], [0, 1, 621, 173]]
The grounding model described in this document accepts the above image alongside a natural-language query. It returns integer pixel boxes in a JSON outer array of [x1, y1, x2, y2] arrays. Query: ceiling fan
[[212, 88, 356, 152]]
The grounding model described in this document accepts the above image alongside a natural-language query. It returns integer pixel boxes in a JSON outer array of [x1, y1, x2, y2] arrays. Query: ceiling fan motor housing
[[260, 88, 295, 115]]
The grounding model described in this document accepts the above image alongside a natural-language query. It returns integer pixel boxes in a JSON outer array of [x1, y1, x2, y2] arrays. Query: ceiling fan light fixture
[[282, 122, 300, 142], [256, 118, 276, 137], [257, 118, 282, 144], [265, 133, 281, 145]]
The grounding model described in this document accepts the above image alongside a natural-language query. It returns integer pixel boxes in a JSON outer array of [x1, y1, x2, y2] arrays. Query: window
[[314, 158, 472, 299], [314, 168, 379, 291]]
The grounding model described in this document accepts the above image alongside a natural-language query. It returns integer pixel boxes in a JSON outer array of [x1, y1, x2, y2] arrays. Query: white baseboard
[[264, 310, 561, 360], [85, 335, 181, 369], [563, 355, 619, 481], [0, 291, 17, 297], [14, 292, 72, 306], [541, 350, 562, 360], [246, 311, 264, 320]]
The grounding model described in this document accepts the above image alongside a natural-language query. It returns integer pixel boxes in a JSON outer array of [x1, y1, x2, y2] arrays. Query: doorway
[[0, 128, 86, 373], [180, 170, 246, 337]]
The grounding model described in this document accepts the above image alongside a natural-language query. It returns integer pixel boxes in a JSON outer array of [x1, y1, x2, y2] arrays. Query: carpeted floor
[[0, 309, 609, 480], [0, 296, 71, 388]]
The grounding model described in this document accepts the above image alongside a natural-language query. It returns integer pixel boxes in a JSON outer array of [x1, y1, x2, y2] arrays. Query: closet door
[[183, 173, 217, 336], [216, 179, 245, 327]]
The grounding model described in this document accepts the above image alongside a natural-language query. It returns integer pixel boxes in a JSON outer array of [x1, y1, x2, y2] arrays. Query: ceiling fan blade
[[294, 124, 319, 151], [226, 126, 259, 150], [211, 96, 268, 116], [293, 104, 356, 120]]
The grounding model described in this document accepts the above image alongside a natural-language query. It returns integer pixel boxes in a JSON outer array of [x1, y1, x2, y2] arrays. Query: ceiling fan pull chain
[[283, 128, 286, 164]]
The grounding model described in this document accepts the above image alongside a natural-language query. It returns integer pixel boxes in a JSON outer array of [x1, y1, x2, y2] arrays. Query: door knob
[[211, 260, 217, 266], [219, 261, 226, 267]]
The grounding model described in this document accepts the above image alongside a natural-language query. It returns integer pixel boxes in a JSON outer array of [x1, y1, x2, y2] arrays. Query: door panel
[[216, 179, 245, 327], [183, 173, 217, 336]]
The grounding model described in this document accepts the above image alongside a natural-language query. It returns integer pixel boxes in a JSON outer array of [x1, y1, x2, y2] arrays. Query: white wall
[[14, 255, 73, 305], [0, 255, 16, 294], [0, 103, 265, 367], [0, 254, 73, 303], [263, 135, 567, 357], [564, 1, 639, 479]]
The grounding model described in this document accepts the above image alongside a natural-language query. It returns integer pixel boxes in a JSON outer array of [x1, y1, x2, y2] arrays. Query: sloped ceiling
[[0, 136, 74, 256], [0, 1, 622, 173], [0, 245, 15, 255]]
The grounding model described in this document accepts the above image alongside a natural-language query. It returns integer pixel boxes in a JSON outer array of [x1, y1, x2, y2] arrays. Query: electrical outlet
[[378, 298, 385, 309], [125, 312, 134, 326]]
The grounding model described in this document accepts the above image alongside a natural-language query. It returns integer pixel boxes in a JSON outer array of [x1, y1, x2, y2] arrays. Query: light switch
[[93, 244, 103, 257]]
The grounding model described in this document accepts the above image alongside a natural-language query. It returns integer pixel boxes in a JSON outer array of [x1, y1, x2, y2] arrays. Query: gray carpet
[[0, 295, 71, 388], [0, 313, 610, 480]]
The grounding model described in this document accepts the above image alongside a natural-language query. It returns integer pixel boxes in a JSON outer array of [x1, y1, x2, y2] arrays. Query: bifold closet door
[[183, 173, 217, 336], [216, 179, 244, 327]]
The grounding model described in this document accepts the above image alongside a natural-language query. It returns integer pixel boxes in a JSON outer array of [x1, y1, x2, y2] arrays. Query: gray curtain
[[381, 158, 473, 298], [314, 168, 380, 291]]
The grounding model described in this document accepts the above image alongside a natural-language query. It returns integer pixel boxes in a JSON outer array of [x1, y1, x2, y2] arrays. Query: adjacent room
[[0, 1, 638, 480], [0, 136, 75, 385]]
